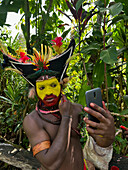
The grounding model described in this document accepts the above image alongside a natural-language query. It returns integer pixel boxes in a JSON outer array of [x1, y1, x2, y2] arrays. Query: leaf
[[21, 23, 27, 41], [123, 95, 128, 107], [109, 2, 123, 16], [78, 80, 91, 106], [0, 96, 12, 104], [94, 0, 104, 7], [115, 0, 128, 15], [81, 43, 100, 54], [117, 47, 127, 56], [66, 0, 77, 20], [93, 60, 104, 87], [108, 15, 128, 27], [100, 47, 118, 65], [120, 109, 128, 115], [120, 27, 126, 42], [57, 9, 72, 21], [76, 0, 85, 12], [61, 28, 71, 39], [0, 12, 7, 26]]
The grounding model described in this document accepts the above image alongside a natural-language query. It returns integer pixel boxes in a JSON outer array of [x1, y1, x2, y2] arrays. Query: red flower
[[19, 52, 30, 63], [111, 166, 119, 170], [52, 37, 63, 47], [120, 125, 127, 130]]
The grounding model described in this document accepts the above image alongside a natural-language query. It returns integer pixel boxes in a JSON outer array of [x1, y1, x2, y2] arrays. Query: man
[[1, 38, 115, 170]]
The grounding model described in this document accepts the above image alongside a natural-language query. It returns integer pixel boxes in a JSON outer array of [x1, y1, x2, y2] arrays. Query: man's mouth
[[45, 98, 54, 102], [44, 95, 57, 102]]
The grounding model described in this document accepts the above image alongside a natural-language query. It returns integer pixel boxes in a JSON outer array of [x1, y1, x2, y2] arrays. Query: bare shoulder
[[23, 110, 50, 147], [23, 110, 40, 136]]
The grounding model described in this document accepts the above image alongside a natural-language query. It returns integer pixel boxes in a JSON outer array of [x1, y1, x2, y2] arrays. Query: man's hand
[[84, 101, 115, 147], [59, 95, 72, 116]]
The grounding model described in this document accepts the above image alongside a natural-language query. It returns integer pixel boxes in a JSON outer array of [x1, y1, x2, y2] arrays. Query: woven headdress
[[1, 39, 75, 86]]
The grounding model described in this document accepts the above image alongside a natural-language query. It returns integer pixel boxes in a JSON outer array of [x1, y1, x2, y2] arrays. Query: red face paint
[[42, 94, 60, 107]]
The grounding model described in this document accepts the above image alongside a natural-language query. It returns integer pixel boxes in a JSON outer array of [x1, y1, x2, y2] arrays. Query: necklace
[[36, 104, 61, 125], [36, 105, 59, 114]]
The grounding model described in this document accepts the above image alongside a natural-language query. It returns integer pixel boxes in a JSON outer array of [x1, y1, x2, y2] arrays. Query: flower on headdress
[[19, 52, 30, 63], [52, 37, 63, 54], [15, 47, 30, 63]]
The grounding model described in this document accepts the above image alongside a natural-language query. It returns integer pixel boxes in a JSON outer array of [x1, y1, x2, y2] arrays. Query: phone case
[[85, 87, 103, 123]]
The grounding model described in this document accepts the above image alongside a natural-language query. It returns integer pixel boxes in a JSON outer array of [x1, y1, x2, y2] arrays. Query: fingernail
[[90, 103, 94, 106], [84, 107, 88, 111]]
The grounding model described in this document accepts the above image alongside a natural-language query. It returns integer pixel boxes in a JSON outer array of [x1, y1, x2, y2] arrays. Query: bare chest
[[40, 112, 80, 141]]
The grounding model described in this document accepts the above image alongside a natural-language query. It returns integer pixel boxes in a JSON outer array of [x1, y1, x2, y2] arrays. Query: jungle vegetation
[[0, 0, 128, 168]]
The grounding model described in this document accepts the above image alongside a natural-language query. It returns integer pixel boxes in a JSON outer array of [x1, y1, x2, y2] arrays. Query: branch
[[111, 112, 128, 118]]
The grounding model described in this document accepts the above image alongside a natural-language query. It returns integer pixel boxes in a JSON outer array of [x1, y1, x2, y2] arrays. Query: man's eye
[[39, 86, 45, 90], [51, 83, 57, 87]]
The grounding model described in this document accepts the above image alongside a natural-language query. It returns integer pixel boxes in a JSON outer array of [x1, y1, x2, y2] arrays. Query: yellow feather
[[41, 44, 44, 60]]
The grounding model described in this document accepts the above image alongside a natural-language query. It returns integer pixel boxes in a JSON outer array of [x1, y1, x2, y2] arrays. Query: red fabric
[[84, 162, 87, 170]]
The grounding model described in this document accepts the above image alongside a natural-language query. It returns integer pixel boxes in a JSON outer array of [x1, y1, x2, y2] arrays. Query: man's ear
[[28, 87, 36, 98], [60, 77, 69, 86]]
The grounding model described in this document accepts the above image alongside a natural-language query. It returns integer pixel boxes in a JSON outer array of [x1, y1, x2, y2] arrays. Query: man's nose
[[45, 86, 52, 94]]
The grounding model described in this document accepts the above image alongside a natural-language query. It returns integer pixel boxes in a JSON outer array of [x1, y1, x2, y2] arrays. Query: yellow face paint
[[36, 77, 61, 101]]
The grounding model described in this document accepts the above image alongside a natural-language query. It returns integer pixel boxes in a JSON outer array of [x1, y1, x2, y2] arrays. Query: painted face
[[36, 77, 61, 106]]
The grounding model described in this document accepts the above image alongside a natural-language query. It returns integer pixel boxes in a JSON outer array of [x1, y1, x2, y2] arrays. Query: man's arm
[[84, 101, 115, 147], [23, 96, 72, 170]]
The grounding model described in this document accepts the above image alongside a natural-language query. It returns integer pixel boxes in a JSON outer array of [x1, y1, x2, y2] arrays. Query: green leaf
[[76, 0, 85, 12], [100, 47, 118, 65], [109, 15, 128, 27], [109, 2, 123, 16], [120, 108, 128, 115], [93, 60, 104, 87], [21, 23, 27, 41], [99, 7, 108, 13], [0, 96, 12, 104], [123, 95, 128, 107], [94, 0, 104, 8], [61, 28, 71, 39], [78, 80, 91, 106], [81, 43, 100, 54]]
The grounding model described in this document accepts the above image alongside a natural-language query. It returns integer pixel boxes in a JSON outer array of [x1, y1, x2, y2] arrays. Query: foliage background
[[0, 0, 128, 168]]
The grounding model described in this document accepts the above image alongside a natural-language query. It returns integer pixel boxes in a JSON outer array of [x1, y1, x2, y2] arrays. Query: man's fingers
[[84, 118, 103, 129], [86, 126, 105, 136], [84, 106, 107, 123], [90, 103, 110, 118]]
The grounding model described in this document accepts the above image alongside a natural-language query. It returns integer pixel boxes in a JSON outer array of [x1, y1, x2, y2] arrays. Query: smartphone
[[85, 87, 103, 123]]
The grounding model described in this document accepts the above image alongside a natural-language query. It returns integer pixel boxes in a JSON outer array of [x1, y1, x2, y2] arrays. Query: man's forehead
[[36, 75, 55, 81], [36, 76, 59, 84]]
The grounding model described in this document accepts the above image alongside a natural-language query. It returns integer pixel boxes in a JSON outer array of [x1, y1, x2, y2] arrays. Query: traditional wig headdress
[[1, 39, 75, 86]]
